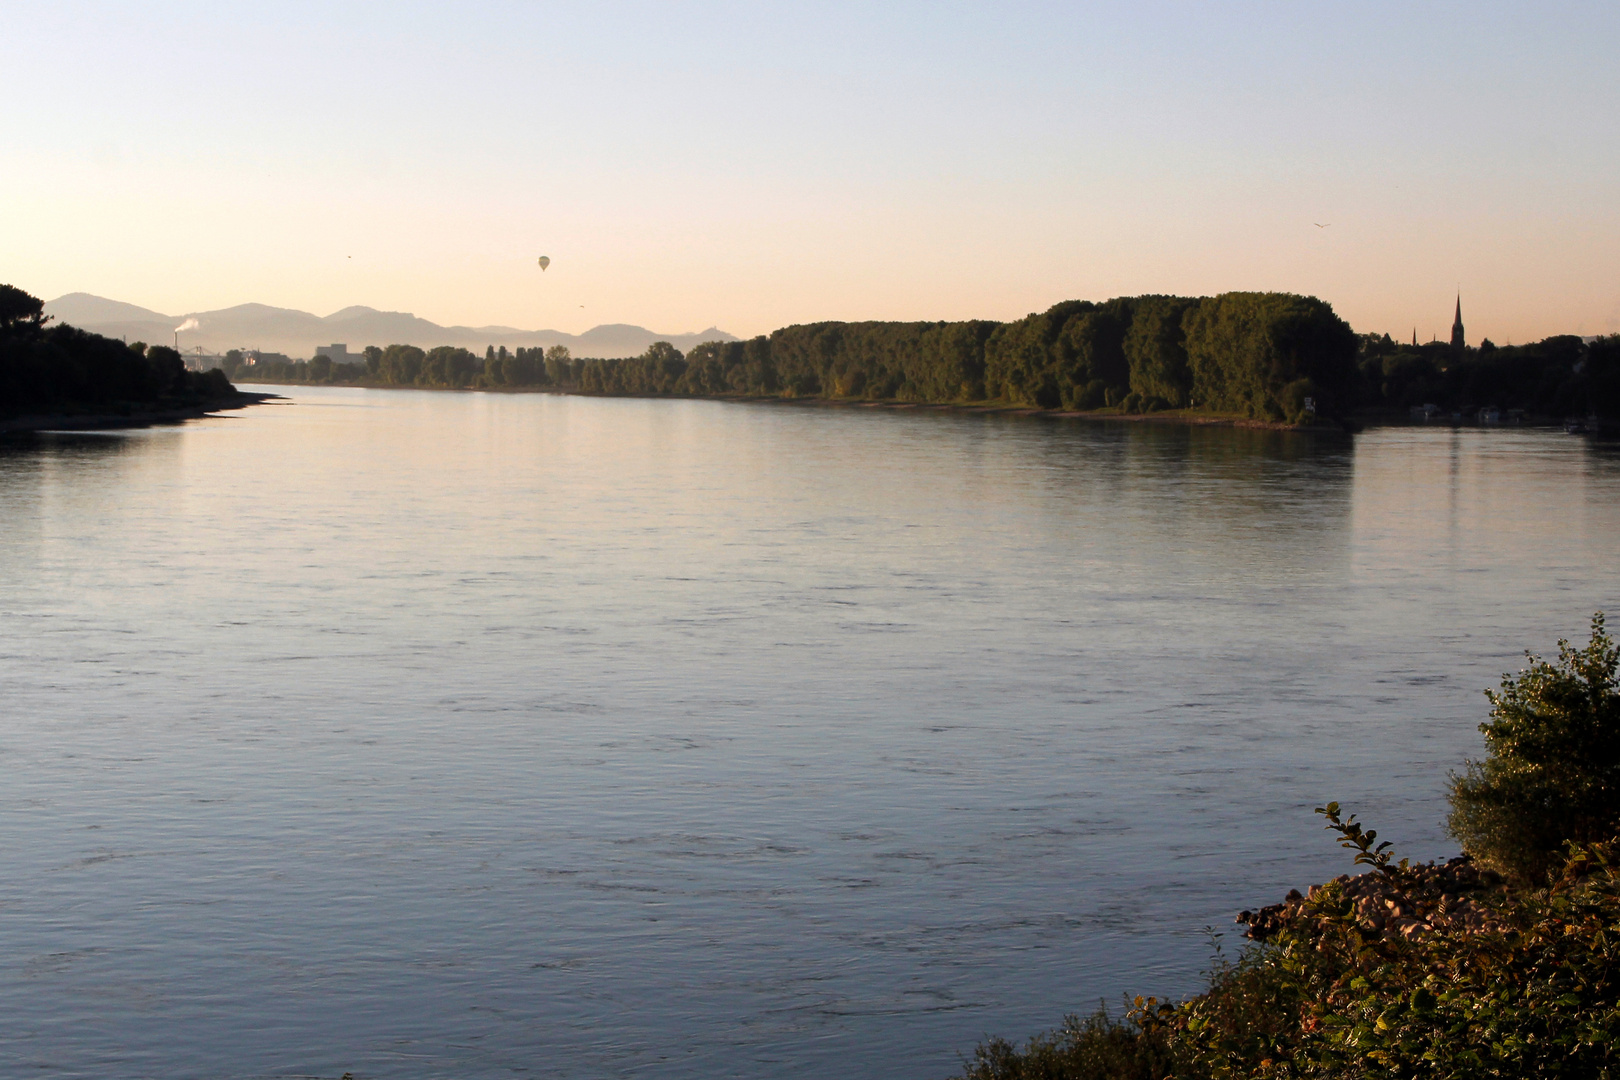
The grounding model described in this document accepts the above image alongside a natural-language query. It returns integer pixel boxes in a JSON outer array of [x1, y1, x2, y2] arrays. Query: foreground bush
[[958, 826, 1620, 1079], [956, 1005, 1178, 1080], [1161, 811, 1620, 1079], [1447, 614, 1620, 884], [956, 616, 1620, 1079]]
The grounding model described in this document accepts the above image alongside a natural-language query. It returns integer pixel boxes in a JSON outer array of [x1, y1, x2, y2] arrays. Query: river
[[2, 386, 1617, 1078]]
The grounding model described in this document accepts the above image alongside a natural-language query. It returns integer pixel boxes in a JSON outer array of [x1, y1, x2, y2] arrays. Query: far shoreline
[[242, 380, 1367, 432], [235, 380, 1603, 435]]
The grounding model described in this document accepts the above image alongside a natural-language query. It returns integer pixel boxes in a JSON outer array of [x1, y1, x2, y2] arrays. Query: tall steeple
[[1450, 295, 1465, 351]]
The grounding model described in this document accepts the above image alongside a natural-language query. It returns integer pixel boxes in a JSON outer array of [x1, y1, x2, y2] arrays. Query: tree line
[[1357, 332, 1620, 417], [0, 285, 236, 418], [224, 292, 1362, 423], [215, 291, 1620, 422]]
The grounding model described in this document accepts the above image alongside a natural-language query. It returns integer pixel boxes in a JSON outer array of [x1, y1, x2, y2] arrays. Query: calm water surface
[[2, 387, 1618, 1079]]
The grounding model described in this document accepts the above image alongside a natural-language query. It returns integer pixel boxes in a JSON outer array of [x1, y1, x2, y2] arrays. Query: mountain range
[[42, 294, 737, 360]]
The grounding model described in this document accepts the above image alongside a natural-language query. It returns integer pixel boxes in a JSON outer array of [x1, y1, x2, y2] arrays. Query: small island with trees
[[0, 284, 267, 432]]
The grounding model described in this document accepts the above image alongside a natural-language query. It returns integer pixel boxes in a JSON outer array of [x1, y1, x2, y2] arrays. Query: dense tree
[[1124, 296, 1198, 408], [0, 285, 238, 417], [656, 294, 1353, 420], [1448, 615, 1620, 884], [379, 344, 425, 385], [674, 293, 1359, 420], [0, 283, 48, 331], [1183, 293, 1358, 422], [419, 345, 479, 388], [1353, 331, 1616, 417]]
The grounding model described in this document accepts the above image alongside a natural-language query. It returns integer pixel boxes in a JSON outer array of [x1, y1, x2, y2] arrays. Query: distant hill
[[42, 293, 737, 359]]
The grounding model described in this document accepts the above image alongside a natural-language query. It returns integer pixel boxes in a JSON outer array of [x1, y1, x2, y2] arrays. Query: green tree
[[1123, 296, 1197, 408], [544, 345, 573, 386], [378, 344, 425, 384], [144, 344, 186, 394], [0, 284, 48, 331], [983, 300, 1097, 407], [419, 345, 476, 387], [1183, 292, 1356, 420], [1448, 613, 1620, 883]]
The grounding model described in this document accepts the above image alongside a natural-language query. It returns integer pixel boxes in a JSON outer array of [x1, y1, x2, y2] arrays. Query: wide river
[[2, 387, 1617, 1079]]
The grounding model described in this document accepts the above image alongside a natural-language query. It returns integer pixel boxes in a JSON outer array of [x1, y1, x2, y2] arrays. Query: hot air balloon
[[538, 256, 551, 271]]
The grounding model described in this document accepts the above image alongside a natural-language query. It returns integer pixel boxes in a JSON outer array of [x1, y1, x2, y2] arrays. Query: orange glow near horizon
[[4, 3, 1618, 344]]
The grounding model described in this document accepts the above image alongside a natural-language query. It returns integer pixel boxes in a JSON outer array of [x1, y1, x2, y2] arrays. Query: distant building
[[184, 348, 224, 372], [1451, 296, 1465, 351], [315, 343, 350, 362]]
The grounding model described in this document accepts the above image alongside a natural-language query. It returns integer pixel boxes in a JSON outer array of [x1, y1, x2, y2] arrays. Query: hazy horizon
[[5, 2, 1619, 344], [38, 290, 740, 359]]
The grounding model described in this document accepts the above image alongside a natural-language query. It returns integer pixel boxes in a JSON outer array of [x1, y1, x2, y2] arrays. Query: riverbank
[[237, 377, 1615, 436], [959, 831, 1620, 1080], [248, 379, 1355, 432], [734, 393, 1355, 431], [0, 390, 279, 434], [958, 618, 1620, 1080]]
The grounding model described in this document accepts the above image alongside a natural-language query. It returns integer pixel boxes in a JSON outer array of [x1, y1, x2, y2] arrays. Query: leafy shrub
[[1163, 812, 1620, 1079], [958, 621, 1620, 1079], [954, 1004, 1178, 1080], [1447, 614, 1620, 884], [1279, 379, 1316, 424], [959, 810, 1620, 1080]]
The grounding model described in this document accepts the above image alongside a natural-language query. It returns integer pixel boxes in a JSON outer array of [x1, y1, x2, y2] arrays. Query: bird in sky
[[1314, 223, 1331, 228]]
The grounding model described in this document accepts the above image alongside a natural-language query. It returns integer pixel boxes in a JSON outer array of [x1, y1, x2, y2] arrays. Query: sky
[[3, 1, 1618, 342]]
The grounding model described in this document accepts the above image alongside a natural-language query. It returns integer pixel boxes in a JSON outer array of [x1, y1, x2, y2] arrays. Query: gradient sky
[[4, 1, 1618, 342]]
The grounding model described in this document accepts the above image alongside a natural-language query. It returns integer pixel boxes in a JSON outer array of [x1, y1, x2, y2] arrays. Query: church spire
[[1450, 295, 1465, 351]]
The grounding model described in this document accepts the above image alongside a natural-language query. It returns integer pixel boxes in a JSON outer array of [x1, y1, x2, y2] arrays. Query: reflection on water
[[1, 389, 1616, 1079]]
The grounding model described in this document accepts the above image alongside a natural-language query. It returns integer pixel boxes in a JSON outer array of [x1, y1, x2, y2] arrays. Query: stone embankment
[[1237, 856, 1509, 943]]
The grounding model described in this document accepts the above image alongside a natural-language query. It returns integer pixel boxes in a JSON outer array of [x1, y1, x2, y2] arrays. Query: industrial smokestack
[[174, 317, 200, 350]]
